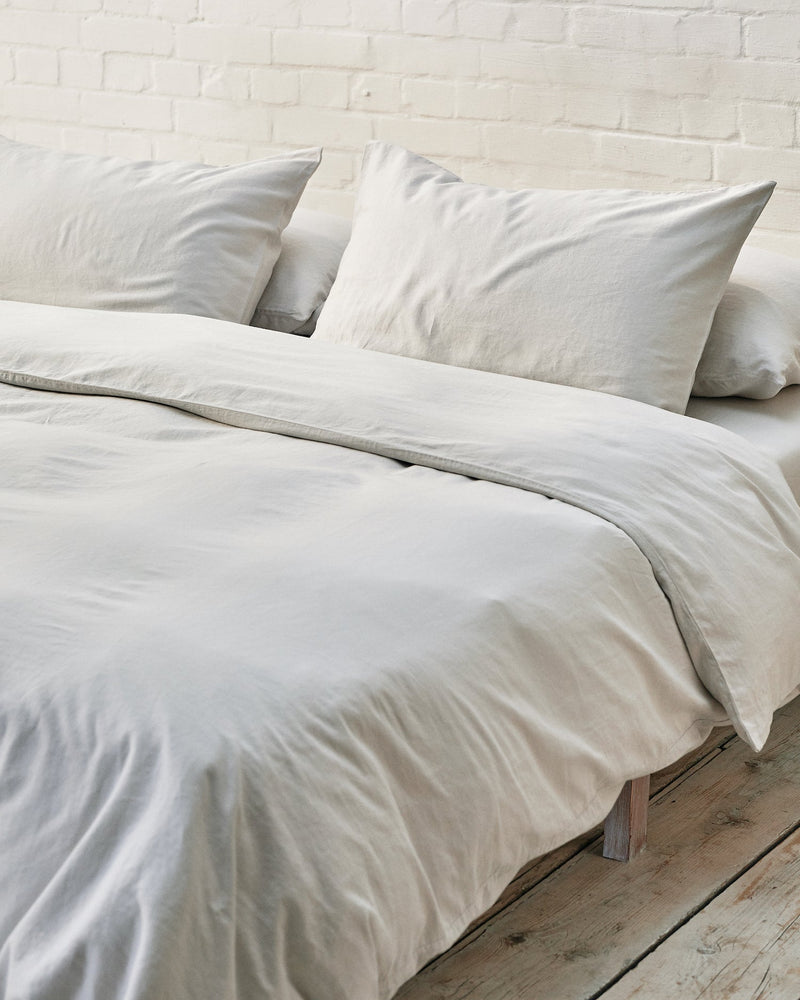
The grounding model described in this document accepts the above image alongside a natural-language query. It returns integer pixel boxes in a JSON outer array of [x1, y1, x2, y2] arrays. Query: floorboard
[[394, 698, 800, 1000]]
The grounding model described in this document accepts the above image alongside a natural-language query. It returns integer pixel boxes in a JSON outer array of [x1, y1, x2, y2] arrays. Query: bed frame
[[603, 775, 650, 861]]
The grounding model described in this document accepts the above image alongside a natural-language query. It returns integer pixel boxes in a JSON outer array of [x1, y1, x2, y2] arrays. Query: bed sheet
[[687, 386, 800, 500]]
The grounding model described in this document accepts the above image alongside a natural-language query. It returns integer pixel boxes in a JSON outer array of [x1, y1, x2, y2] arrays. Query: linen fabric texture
[[251, 207, 351, 334], [314, 141, 774, 413], [2, 302, 800, 1000], [0, 136, 321, 324], [694, 244, 800, 399]]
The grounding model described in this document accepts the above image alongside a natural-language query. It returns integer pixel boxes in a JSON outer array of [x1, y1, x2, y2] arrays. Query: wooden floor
[[395, 695, 800, 1000]]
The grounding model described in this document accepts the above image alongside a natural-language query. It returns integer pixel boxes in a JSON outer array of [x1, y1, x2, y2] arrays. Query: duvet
[[2, 300, 800, 1000]]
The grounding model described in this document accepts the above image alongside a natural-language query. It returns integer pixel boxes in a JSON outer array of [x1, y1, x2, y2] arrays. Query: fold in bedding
[[1, 300, 799, 1000]]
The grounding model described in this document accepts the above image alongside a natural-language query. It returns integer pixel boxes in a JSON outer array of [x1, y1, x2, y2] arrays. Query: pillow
[[693, 245, 800, 399], [313, 141, 774, 412], [0, 136, 321, 324], [251, 207, 351, 334]]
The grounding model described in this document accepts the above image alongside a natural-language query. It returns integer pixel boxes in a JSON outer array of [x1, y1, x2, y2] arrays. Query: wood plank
[[603, 826, 800, 999], [455, 724, 736, 941], [395, 699, 800, 1000], [603, 775, 650, 862]]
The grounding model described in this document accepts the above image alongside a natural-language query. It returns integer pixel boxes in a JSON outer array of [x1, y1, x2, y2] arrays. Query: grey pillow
[[693, 245, 800, 399], [251, 208, 351, 335], [0, 136, 321, 324]]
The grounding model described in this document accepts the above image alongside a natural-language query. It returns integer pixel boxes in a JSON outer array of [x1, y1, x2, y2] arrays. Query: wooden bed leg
[[602, 775, 650, 862]]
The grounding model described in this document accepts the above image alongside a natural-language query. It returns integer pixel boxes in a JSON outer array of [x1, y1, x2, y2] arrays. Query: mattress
[[687, 386, 800, 500]]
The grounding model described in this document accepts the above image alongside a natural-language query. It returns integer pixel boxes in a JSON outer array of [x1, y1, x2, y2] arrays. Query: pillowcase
[[0, 136, 321, 324], [693, 245, 800, 399], [251, 207, 351, 334], [313, 141, 774, 412]]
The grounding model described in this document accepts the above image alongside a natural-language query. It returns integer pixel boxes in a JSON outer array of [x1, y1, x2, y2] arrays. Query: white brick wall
[[1, 0, 799, 249]]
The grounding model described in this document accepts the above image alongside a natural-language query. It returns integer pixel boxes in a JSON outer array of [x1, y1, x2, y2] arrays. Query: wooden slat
[[603, 775, 650, 861], [603, 827, 800, 999], [395, 699, 800, 1000]]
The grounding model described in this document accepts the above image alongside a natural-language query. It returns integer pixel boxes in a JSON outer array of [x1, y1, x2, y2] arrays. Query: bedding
[[252, 207, 351, 334], [693, 244, 800, 399], [313, 141, 773, 412], [2, 300, 800, 1000], [687, 386, 800, 499], [0, 137, 320, 324]]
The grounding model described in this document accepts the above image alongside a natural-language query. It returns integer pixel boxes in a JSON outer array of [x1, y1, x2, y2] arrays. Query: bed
[[2, 136, 800, 1000]]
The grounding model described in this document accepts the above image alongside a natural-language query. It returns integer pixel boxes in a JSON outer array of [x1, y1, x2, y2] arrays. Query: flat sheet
[[2, 301, 800, 1000], [687, 386, 800, 500]]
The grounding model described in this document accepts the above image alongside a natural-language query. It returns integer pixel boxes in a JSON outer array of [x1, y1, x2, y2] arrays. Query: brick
[[375, 115, 482, 158], [176, 23, 271, 63], [678, 13, 741, 58], [481, 41, 548, 82], [197, 140, 250, 165], [61, 126, 109, 155], [104, 0, 150, 14], [509, 85, 564, 125], [12, 0, 58, 9], [373, 34, 480, 78], [14, 47, 59, 86], [152, 133, 204, 162], [625, 92, 681, 136], [59, 49, 103, 89], [483, 124, 598, 170], [514, 4, 567, 43], [457, 1, 512, 41], [349, 73, 402, 114], [745, 14, 800, 60], [3, 83, 80, 122], [301, 70, 349, 109], [0, 10, 80, 47], [680, 98, 737, 140], [151, 0, 197, 21], [740, 101, 795, 148], [401, 78, 456, 118], [55, 0, 101, 9], [725, 0, 799, 10], [82, 16, 174, 55], [175, 98, 272, 143], [349, 0, 401, 32], [273, 29, 371, 69], [10, 121, 66, 149], [602, 0, 706, 6], [201, 66, 250, 100], [402, 0, 457, 37], [272, 106, 373, 148], [0, 47, 12, 84], [715, 143, 800, 190], [566, 89, 624, 130], [199, 0, 299, 27], [105, 130, 155, 160], [301, 0, 349, 27], [456, 83, 511, 122], [574, 9, 682, 53], [153, 59, 200, 97], [104, 53, 151, 93], [81, 90, 173, 131], [710, 57, 800, 104], [598, 132, 713, 182], [251, 67, 300, 105]]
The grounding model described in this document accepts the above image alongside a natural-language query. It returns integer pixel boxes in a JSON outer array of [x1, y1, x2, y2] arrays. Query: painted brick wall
[[1, 1, 799, 250]]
